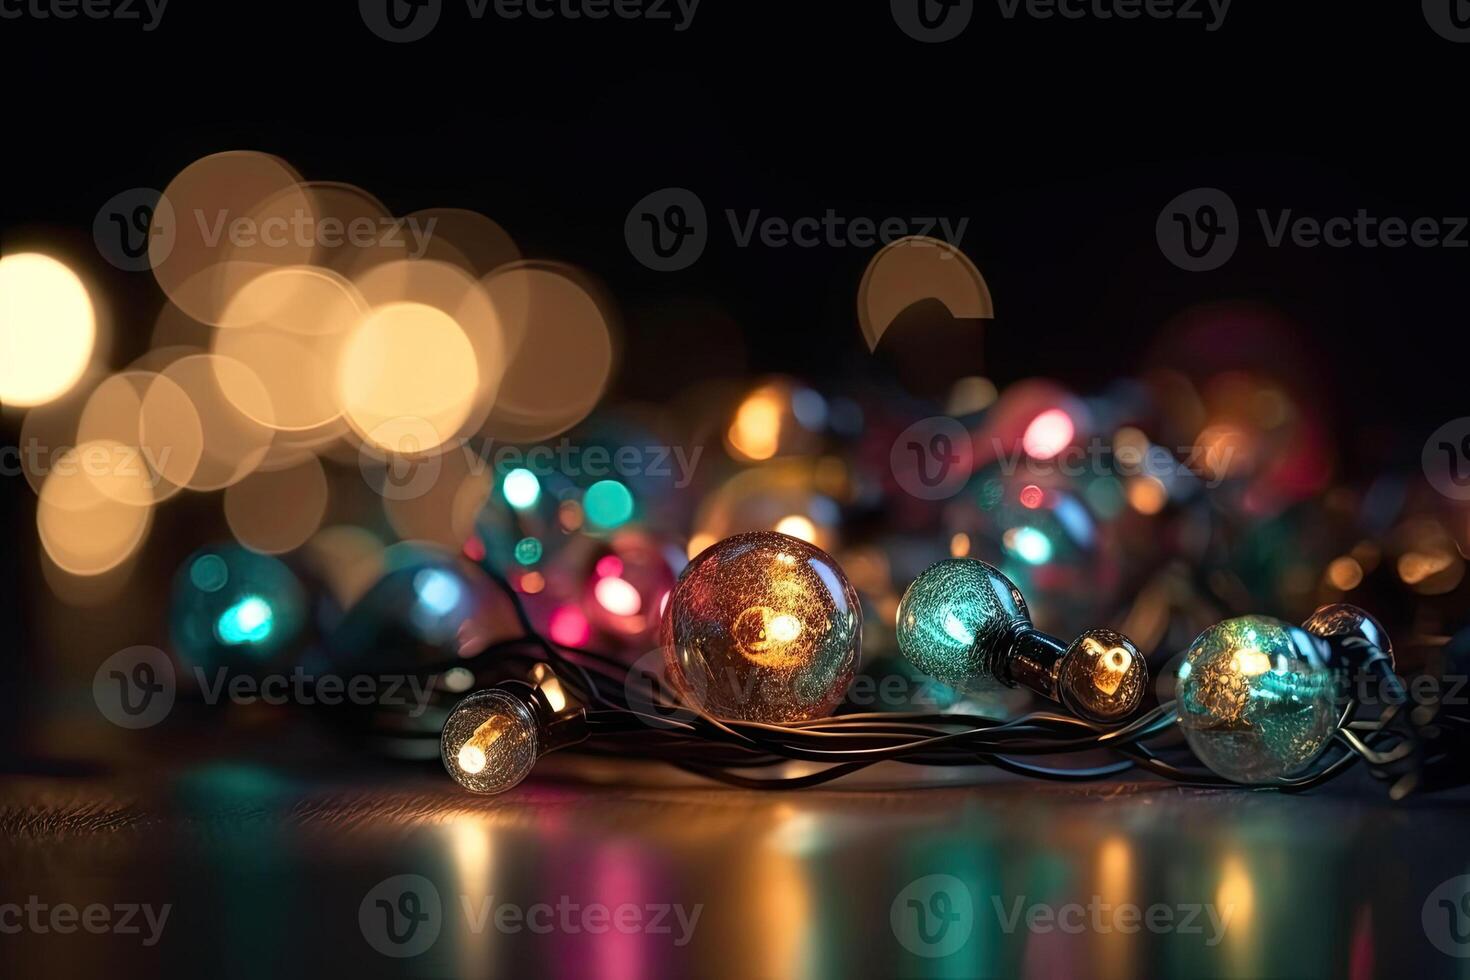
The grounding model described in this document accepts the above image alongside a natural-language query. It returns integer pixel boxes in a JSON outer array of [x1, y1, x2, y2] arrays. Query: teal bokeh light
[[584, 479, 634, 529], [216, 595, 275, 645], [1007, 526, 1054, 565], [503, 468, 541, 509], [171, 545, 306, 670], [190, 554, 229, 593], [513, 536, 543, 565]]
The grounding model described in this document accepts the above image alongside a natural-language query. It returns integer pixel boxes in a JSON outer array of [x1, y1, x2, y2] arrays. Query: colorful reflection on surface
[[3, 758, 1468, 979]]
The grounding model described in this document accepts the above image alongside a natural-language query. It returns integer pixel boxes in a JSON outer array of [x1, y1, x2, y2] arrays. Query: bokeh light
[[338, 301, 480, 453], [0, 252, 97, 408]]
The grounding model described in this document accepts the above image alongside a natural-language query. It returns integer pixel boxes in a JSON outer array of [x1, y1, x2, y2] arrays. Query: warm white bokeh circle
[[0, 253, 97, 407]]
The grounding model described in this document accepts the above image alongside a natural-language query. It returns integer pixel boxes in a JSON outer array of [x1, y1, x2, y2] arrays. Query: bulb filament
[[457, 713, 514, 775]]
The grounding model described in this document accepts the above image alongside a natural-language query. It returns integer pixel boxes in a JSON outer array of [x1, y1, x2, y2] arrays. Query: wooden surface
[[4, 734, 1469, 980]]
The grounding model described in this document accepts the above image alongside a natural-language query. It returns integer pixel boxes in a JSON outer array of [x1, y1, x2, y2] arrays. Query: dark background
[[3, 0, 1461, 440], [4, 0, 1465, 730]]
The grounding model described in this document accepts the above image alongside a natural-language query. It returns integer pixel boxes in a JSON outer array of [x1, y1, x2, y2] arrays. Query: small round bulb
[[441, 689, 540, 794], [896, 558, 1147, 722], [1176, 615, 1338, 784], [663, 531, 861, 723]]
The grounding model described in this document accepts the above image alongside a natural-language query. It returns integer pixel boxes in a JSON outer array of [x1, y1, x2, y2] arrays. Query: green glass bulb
[[1176, 615, 1339, 784], [896, 558, 1148, 723], [895, 558, 1029, 687]]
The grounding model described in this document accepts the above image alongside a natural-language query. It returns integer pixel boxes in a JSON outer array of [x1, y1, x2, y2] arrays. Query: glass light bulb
[[895, 558, 1029, 687], [1176, 616, 1338, 784], [441, 689, 540, 794], [663, 531, 861, 723], [896, 558, 1147, 721]]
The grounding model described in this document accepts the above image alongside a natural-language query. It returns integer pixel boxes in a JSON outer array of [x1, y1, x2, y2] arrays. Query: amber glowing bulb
[[662, 531, 861, 723], [441, 670, 588, 795]]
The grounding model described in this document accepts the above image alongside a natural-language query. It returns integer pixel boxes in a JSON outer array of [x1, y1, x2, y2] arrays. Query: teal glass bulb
[[896, 558, 1147, 722], [895, 558, 1029, 686], [1176, 615, 1339, 784]]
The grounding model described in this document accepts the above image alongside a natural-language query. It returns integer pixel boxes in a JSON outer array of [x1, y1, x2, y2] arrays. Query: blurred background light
[[0, 252, 97, 408]]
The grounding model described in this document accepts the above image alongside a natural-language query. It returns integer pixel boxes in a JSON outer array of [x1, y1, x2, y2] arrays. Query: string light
[[662, 531, 861, 723], [1175, 616, 1337, 784], [1176, 604, 1404, 786], [441, 672, 588, 795], [895, 558, 1147, 722]]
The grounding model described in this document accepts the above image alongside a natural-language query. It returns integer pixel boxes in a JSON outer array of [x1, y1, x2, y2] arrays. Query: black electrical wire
[[415, 568, 1448, 795]]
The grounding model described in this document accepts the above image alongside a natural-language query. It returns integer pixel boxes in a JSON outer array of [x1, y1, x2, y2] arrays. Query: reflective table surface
[[4, 725, 1470, 980]]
